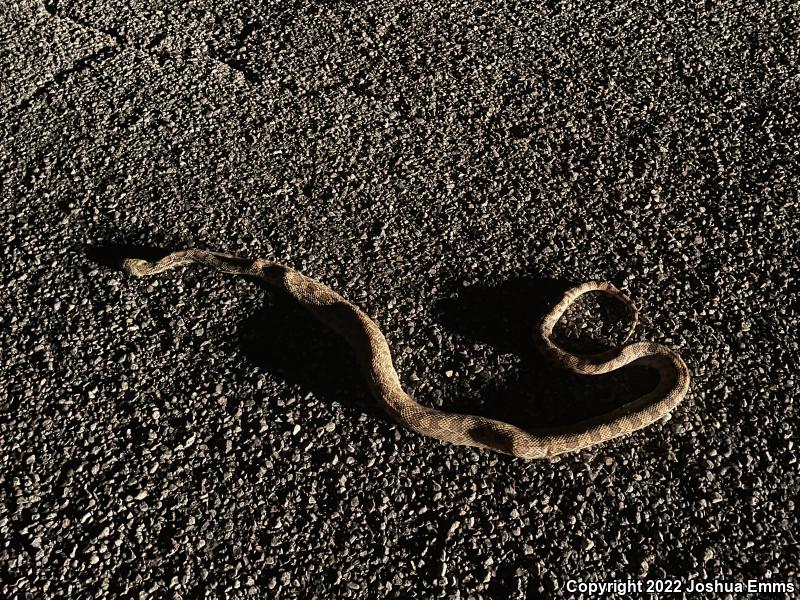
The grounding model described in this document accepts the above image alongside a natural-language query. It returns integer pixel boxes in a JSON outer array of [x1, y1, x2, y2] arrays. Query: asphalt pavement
[[1, 0, 797, 597]]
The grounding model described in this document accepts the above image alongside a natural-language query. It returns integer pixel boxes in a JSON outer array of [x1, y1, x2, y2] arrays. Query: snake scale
[[121, 249, 691, 459]]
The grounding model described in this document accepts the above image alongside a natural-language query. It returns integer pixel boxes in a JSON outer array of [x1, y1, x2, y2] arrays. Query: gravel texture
[[1, 0, 798, 597]]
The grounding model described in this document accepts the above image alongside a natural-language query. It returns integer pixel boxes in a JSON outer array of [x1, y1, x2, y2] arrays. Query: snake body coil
[[122, 249, 691, 459]]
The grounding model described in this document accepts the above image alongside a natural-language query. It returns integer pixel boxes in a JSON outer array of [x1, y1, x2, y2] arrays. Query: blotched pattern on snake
[[121, 249, 691, 459]]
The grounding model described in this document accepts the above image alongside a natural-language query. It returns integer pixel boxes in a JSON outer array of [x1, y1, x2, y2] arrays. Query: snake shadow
[[238, 289, 379, 421], [86, 242, 378, 430], [431, 276, 658, 432], [239, 273, 658, 440], [85, 242, 183, 269], [87, 244, 660, 446]]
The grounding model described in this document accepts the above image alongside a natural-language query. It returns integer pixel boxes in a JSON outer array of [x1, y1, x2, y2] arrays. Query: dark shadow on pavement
[[87, 243, 377, 423], [433, 276, 658, 432], [85, 242, 177, 269], [88, 244, 659, 451], [238, 290, 378, 419]]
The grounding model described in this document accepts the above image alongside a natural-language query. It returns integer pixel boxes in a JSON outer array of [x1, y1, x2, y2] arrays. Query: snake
[[120, 249, 691, 459]]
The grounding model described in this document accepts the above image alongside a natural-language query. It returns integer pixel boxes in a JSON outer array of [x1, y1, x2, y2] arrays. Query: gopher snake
[[121, 249, 690, 459]]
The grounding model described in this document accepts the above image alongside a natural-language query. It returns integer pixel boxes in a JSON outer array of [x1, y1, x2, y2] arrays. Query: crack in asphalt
[[41, 0, 126, 45], [19, 0, 404, 115], [17, 0, 262, 112], [8, 45, 122, 116], [207, 21, 262, 84]]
